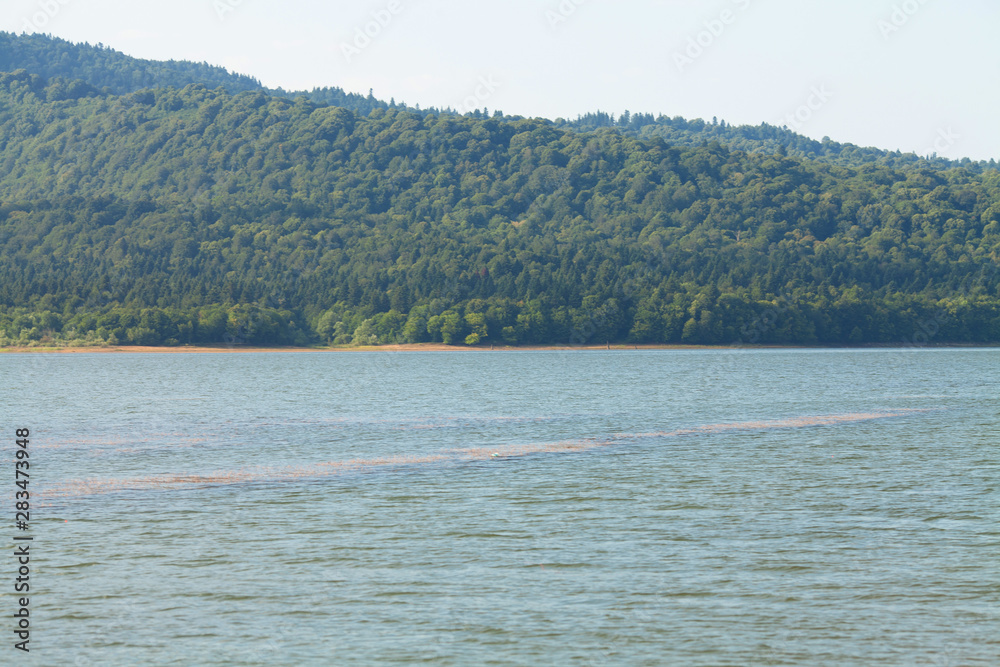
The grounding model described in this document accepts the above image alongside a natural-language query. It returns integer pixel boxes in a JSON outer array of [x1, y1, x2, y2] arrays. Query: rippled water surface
[[3, 349, 999, 665]]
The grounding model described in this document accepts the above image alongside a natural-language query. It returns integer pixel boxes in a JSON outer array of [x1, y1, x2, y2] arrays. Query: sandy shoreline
[[0, 343, 723, 354], [1, 342, 996, 354]]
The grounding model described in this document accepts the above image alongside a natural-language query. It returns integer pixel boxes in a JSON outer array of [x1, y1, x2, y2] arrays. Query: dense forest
[[556, 112, 997, 174], [6, 32, 994, 169], [0, 34, 999, 347], [0, 32, 403, 117]]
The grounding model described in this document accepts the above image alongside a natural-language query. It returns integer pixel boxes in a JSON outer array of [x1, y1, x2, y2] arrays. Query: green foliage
[[0, 37, 999, 348], [0, 32, 261, 94], [555, 112, 996, 173], [0, 32, 400, 117]]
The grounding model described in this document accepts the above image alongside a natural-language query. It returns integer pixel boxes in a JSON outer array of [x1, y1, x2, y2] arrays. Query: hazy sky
[[6, 0, 999, 160]]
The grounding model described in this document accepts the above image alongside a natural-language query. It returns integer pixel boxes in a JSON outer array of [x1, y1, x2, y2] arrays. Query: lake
[[4, 348, 999, 665]]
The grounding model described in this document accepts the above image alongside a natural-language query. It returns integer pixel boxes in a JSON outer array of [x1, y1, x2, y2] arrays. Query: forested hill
[[0, 32, 262, 95], [1, 57, 999, 348], [0, 32, 393, 116], [5, 32, 992, 171], [555, 112, 996, 174]]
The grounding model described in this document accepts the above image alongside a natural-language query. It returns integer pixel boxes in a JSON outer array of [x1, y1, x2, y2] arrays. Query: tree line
[[0, 55, 999, 347]]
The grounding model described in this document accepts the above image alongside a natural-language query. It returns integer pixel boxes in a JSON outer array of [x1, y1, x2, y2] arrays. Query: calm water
[[3, 349, 998, 665]]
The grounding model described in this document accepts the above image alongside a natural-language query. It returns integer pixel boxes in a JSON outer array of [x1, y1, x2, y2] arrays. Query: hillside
[[555, 113, 996, 174], [0, 37, 999, 347], [0, 32, 394, 116], [6, 32, 992, 170]]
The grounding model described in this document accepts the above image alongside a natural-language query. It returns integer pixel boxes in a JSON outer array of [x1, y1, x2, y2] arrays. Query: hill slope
[[0, 49, 998, 347], [7, 33, 993, 171], [555, 112, 996, 174], [0, 32, 394, 116]]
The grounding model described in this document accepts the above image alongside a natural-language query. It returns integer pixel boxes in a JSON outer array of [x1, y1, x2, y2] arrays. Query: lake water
[[3, 348, 999, 665]]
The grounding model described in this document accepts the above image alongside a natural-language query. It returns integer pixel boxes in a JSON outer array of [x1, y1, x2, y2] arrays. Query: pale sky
[[6, 0, 999, 161]]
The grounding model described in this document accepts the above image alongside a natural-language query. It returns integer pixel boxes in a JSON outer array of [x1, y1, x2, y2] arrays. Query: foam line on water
[[608, 410, 930, 441], [36, 411, 929, 500]]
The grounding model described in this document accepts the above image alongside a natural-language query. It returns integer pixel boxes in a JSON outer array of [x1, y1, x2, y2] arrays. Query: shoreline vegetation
[[2, 36, 1000, 353], [1, 342, 997, 354]]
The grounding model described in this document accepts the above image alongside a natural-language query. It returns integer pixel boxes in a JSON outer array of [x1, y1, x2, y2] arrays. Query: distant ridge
[[0, 32, 393, 116], [3, 32, 994, 171], [0, 31, 998, 349], [0, 32, 262, 94]]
